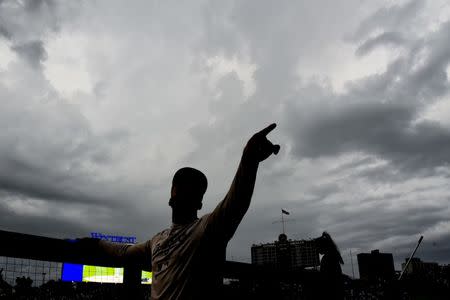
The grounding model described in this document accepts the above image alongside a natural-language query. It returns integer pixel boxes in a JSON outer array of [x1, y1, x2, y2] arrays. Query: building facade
[[401, 257, 440, 280], [357, 249, 395, 281], [251, 234, 319, 270]]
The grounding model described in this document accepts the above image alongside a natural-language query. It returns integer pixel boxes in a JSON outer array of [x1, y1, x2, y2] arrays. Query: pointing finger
[[258, 123, 277, 136]]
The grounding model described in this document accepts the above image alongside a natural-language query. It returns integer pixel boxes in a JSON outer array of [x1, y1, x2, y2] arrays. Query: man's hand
[[243, 123, 280, 163]]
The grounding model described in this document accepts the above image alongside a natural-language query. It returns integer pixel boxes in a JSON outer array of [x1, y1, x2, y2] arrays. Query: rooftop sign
[[90, 232, 137, 244]]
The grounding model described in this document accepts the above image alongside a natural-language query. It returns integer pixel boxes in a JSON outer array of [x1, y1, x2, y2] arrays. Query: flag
[[281, 209, 290, 215]]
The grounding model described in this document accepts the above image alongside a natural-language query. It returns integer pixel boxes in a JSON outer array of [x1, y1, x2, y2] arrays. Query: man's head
[[169, 167, 208, 212]]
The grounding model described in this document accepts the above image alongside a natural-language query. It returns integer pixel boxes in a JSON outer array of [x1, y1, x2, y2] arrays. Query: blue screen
[[61, 263, 83, 282]]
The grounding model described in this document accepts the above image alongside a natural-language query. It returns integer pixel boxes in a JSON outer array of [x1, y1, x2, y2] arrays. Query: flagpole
[[281, 209, 285, 234]]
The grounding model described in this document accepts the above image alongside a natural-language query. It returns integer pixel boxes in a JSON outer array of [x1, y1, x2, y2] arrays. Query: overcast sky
[[1, 0, 450, 277]]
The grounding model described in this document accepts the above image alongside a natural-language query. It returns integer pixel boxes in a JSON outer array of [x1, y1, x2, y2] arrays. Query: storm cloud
[[1, 0, 450, 276]]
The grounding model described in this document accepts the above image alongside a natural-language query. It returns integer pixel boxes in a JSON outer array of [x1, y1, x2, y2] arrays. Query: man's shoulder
[[197, 213, 218, 230], [151, 216, 214, 240], [154, 227, 171, 237], [199, 213, 212, 222], [151, 228, 170, 242]]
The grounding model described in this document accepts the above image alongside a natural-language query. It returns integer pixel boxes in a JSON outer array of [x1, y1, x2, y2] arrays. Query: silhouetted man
[[91, 124, 280, 299]]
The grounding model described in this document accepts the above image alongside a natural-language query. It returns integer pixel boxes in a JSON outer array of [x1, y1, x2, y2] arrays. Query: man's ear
[[171, 185, 177, 197]]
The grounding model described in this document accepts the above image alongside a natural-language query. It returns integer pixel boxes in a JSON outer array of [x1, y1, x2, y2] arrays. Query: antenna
[[272, 217, 296, 235]]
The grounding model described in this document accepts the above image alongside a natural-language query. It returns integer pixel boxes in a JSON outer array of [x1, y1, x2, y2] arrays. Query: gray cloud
[[24, 0, 56, 13], [0, 0, 76, 67], [0, 0, 169, 242], [286, 20, 450, 174], [355, 32, 407, 56], [350, 0, 425, 41], [11, 40, 47, 68], [0, 0, 449, 277], [190, 0, 450, 273], [288, 101, 450, 172], [0, 24, 11, 40], [277, 9, 450, 270]]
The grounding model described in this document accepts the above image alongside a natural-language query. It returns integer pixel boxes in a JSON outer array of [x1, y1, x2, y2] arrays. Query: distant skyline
[[1, 0, 450, 277]]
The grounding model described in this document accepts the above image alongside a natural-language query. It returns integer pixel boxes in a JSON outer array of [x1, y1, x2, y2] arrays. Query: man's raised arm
[[74, 238, 151, 268], [206, 123, 280, 241]]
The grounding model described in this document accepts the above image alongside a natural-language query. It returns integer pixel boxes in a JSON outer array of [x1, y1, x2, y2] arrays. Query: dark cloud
[[0, 0, 449, 276], [191, 0, 450, 272], [0, 0, 76, 66], [0, 0, 169, 241], [177, 0, 450, 270], [0, 83, 132, 207], [0, 24, 11, 39], [0, 153, 123, 207], [24, 0, 55, 13], [0, 196, 92, 238], [11, 40, 47, 68], [286, 20, 450, 173], [0, 189, 168, 241], [355, 32, 407, 56], [327, 156, 378, 176], [350, 0, 425, 41], [288, 101, 450, 172]]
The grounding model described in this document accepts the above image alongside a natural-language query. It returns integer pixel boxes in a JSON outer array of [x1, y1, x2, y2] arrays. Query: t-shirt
[[98, 158, 259, 299], [149, 214, 225, 299]]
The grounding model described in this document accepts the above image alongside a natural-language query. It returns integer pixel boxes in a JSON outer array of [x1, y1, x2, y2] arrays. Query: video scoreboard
[[61, 232, 152, 284]]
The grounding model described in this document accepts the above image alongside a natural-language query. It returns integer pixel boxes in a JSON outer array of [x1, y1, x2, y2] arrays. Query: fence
[[0, 256, 62, 287]]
